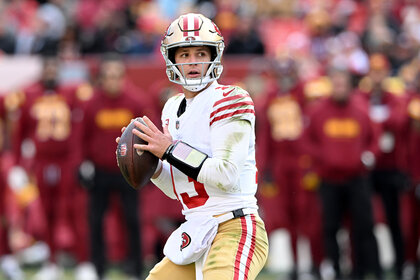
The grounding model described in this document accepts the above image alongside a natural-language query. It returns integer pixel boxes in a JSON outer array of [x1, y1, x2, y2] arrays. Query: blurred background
[[0, 0, 419, 279]]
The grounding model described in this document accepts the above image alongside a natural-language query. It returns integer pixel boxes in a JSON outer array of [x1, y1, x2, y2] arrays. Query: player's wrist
[[161, 142, 176, 160], [161, 140, 208, 180]]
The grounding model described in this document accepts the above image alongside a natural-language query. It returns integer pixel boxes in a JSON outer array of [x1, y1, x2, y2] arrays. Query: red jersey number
[[180, 177, 209, 209]]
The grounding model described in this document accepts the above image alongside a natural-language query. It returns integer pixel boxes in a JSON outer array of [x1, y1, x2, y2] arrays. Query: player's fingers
[[121, 126, 126, 133], [132, 128, 152, 143], [116, 137, 120, 144], [133, 144, 149, 151], [142, 116, 160, 133], [163, 125, 172, 137], [134, 120, 153, 135]]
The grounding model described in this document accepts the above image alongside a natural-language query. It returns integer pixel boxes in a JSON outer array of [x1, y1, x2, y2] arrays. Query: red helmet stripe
[[183, 16, 188, 37], [194, 16, 199, 36]]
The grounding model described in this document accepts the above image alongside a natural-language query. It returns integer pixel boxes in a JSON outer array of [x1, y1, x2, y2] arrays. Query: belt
[[215, 208, 258, 224]]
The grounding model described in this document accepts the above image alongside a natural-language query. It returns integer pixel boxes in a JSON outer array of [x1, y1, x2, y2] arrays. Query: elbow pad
[[162, 141, 208, 180]]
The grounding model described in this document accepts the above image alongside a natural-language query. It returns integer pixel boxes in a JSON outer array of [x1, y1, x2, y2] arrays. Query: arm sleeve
[[150, 160, 177, 199], [197, 119, 251, 193]]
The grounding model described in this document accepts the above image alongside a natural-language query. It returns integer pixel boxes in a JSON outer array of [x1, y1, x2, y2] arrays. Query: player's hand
[[132, 116, 173, 159]]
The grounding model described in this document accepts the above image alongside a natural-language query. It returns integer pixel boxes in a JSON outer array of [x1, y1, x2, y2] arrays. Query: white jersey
[[151, 81, 258, 219]]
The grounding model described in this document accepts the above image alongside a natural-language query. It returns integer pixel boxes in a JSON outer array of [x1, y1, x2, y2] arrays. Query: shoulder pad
[[211, 85, 254, 126], [214, 85, 247, 97], [213, 85, 252, 106]]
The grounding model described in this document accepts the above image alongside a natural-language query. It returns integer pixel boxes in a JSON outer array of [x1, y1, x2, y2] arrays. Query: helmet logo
[[185, 36, 196, 41], [162, 24, 173, 40], [180, 232, 191, 250], [211, 22, 222, 37]]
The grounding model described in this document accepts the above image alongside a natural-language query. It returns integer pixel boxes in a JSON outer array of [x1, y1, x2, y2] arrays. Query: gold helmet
[[161, 13, 225, 92]]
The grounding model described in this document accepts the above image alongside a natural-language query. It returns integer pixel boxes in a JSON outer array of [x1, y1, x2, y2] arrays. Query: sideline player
[[117, 13, 268, 280], [79, 54, 144, 279]]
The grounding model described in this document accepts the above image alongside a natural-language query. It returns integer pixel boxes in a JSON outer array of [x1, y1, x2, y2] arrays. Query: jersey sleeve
[[197, 119, 252, 193], [151, 160, 177, 199], [210, 86, 255, 127]]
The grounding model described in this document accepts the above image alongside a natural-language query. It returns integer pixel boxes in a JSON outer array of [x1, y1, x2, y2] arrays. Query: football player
[[118, 13, 268, 280], [355, 53, 408, 278], [304, 68, 382, 279], [256, 54, 324, 279], [10, 56, 93, 280], [79, 54, 146, 279]]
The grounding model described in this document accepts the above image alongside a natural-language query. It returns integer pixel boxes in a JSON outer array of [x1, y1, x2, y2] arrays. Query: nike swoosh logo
[[223, 89, 235, 97]]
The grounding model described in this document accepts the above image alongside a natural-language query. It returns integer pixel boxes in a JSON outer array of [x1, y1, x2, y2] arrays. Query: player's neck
[[183, 82, 213, 99]]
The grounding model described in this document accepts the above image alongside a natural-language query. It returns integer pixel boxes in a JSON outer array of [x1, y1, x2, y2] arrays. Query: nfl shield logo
[[120, 143, 127, 156], [176, 120, 180, 130]]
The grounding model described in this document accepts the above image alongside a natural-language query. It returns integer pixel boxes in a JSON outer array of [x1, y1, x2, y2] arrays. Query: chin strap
[[162, 141, 208, 180], [183, 83, 208, 92], [182, 75, 211, 92]]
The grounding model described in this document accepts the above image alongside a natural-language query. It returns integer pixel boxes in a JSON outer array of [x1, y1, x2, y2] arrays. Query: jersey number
[[179, 177, 209, 209], [267, 97, 303, 141], [31, 96, 71, 141]]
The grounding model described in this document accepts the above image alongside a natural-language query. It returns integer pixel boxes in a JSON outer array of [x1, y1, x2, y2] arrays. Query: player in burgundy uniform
[[0, 94, 27, 280], [0, 94, 8, 264], [10, 56, 93, 280], [256, 55, 323, 279], [355, 53, 408, 278], [304, 68, 381, 279], [78, 54, 146, 280], [401, 70, 420, 280]]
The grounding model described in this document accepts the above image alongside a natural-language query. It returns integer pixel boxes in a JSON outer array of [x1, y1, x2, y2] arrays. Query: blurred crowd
[[0, 0, 414, 60], [0, 0, 420, 280]]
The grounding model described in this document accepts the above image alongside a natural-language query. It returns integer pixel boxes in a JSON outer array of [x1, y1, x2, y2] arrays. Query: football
[[116, 117, 159, 189]]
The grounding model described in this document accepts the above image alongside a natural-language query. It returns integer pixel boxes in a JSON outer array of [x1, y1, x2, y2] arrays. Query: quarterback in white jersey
[[122, 13, 268, 280], [154, 82, 258, 218]]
